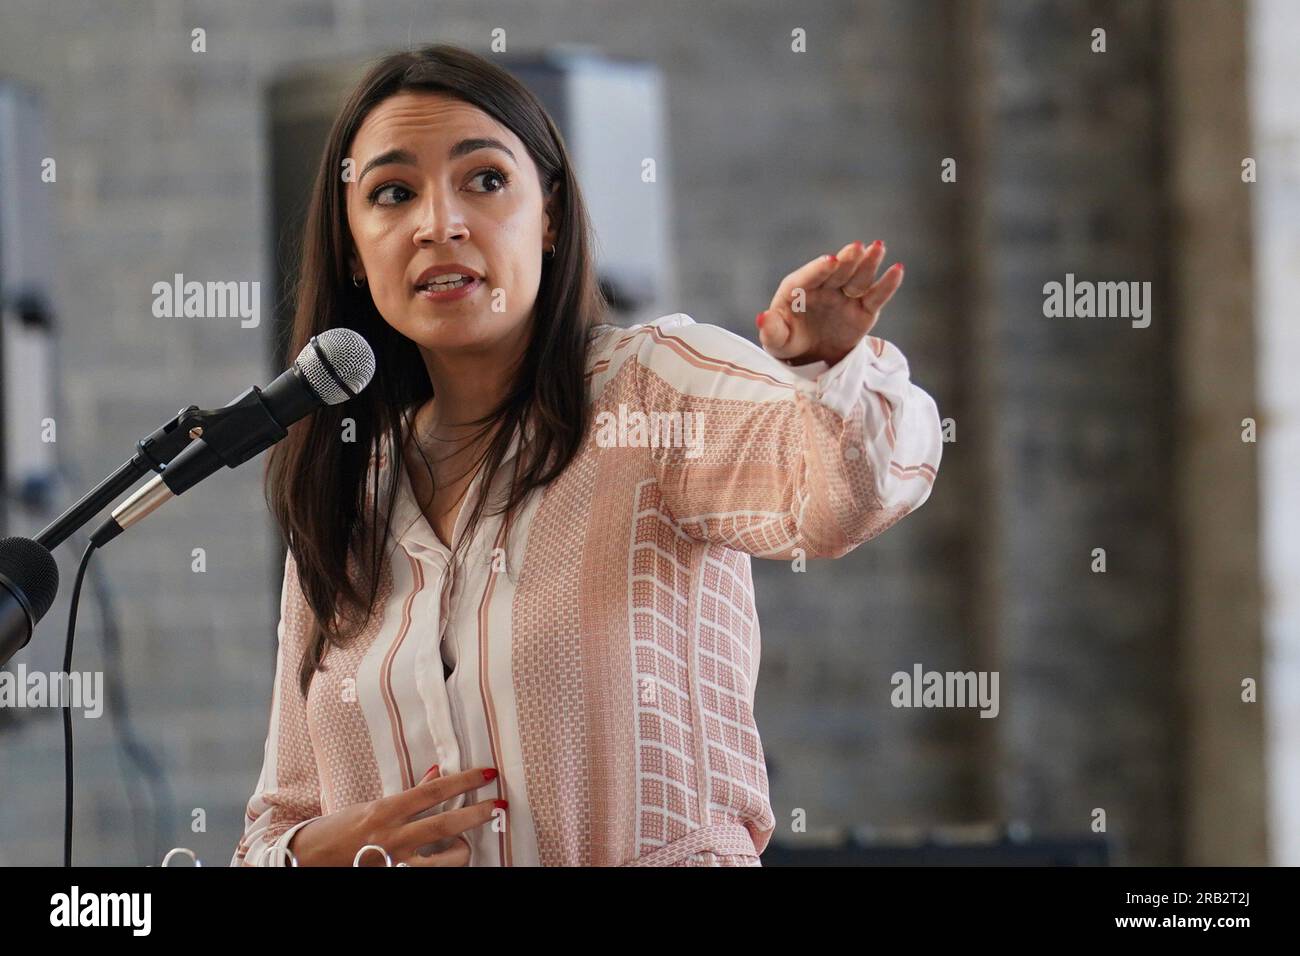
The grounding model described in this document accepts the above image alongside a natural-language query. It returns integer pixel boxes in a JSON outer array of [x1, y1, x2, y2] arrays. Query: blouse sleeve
[[230, 549, 325, 866], [629, 313, 942, 560]]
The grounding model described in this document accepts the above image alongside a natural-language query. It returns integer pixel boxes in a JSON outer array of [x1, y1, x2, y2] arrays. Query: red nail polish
[[895, 262, 905, 272], [827, 254, 838, 263], [482, 768, 498, 781], [854, 240, 864, 249], [425, 763, 440, 778], [756, 311, 765, 329], [494, 799, 509, 810], [871, 240, 882, 249]]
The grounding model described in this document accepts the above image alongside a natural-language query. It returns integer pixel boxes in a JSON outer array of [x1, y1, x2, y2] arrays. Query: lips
[[413, 263, 484, 290]]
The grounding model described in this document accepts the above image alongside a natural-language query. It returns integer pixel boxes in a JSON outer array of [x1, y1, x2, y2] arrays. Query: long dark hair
[[264, 45, 608, 696]]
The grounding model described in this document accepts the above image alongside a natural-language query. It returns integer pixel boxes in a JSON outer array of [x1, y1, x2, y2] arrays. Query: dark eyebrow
[[448, 137, 517, 163], [357, 148, 417, 183], [357, 138, 517, 183]]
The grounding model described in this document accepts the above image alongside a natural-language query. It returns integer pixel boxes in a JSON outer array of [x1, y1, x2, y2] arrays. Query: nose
[[412, 187, 468, 247]]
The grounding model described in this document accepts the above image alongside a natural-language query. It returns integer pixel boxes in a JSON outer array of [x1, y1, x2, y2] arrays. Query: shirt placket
[[396, 419, 522, 864], [402, 548, 459, 793], [438, 556, 467, 758], [405, 462, 492, 805]]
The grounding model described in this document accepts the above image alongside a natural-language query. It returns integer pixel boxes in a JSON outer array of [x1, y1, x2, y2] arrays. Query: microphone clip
[[133, 404, 205, 474], [135, 381, 295, 478]]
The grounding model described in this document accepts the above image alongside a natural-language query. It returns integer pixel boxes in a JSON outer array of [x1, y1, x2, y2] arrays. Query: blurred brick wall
[[0, 0, 1260, 866], [976, 0, 1182, 864]]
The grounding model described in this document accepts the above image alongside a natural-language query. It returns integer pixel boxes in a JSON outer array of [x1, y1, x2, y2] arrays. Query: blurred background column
[[1165, 0, 1267, 866], [1248, 0, 1300, 867]]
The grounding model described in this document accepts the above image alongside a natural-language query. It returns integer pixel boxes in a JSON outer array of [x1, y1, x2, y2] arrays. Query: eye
[[368, 182, 412, 206], [469, 167, 511, 193]]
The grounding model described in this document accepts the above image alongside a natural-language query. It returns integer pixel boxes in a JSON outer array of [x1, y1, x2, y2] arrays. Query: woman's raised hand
[[286, 765, 505, 866], [757, 239, 904, 366]]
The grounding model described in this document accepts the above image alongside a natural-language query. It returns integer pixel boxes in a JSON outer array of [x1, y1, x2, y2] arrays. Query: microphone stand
[[22, 393, 288, 867], [5, 395, 279, 664], [37, 383, 291, 550], [35, 404, 207, 551]]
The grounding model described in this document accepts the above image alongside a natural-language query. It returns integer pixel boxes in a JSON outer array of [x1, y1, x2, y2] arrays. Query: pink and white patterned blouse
[[233, 312, 942, 867]]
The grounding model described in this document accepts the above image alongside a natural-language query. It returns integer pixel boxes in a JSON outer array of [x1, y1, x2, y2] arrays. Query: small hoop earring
[[543, 244, 557, 261], [352, 273, 366, 287]]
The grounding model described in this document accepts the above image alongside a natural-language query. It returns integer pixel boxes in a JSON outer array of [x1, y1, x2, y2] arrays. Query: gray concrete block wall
[[981, 0, 1180, 864], [0, 0, 1226, 866]]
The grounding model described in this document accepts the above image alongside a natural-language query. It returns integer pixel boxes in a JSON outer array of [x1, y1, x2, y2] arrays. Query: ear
[[542, 180, 561, 249], [346, 248, 362, 278]]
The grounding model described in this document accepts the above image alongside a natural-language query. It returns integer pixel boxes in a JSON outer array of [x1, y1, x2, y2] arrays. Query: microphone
[[90, 328, 376, 548], [0, 536, 60, 666]]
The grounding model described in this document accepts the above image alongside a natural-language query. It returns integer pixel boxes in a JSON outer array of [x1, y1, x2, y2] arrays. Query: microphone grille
[[0, 537, 60, 622], [295, 328, 377, 405]]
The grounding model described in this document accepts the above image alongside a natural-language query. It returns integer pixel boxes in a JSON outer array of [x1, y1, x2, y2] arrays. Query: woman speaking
[[233, 43, 942, 867]]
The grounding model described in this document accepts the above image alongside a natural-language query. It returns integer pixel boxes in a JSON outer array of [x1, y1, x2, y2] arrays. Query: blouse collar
[[376, 402, 530, 560]]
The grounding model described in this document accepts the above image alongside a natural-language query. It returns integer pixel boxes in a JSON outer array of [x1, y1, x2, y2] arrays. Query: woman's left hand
[[757, 239, 904, 365]]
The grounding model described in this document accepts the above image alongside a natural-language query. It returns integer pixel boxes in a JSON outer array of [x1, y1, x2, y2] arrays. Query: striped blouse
[[233, 312, 942, 866]]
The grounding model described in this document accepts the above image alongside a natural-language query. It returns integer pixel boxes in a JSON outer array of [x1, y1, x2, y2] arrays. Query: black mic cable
[[61, 539, 95, 867], [44, 327, 375, 865]]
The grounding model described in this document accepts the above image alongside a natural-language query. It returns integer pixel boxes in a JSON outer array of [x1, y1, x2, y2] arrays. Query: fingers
[[860, 260, 904, 314], [756, 302, 815, 361], [755, 308, 791, 355], [837, 240, 886, 297], [390, 765, 498, 819], [760, 240, 904, 361], [778, 251, 843, 302], [759, 254, 835, 355], [395, 797, 506, 850], [400, 836, 473, 867]]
